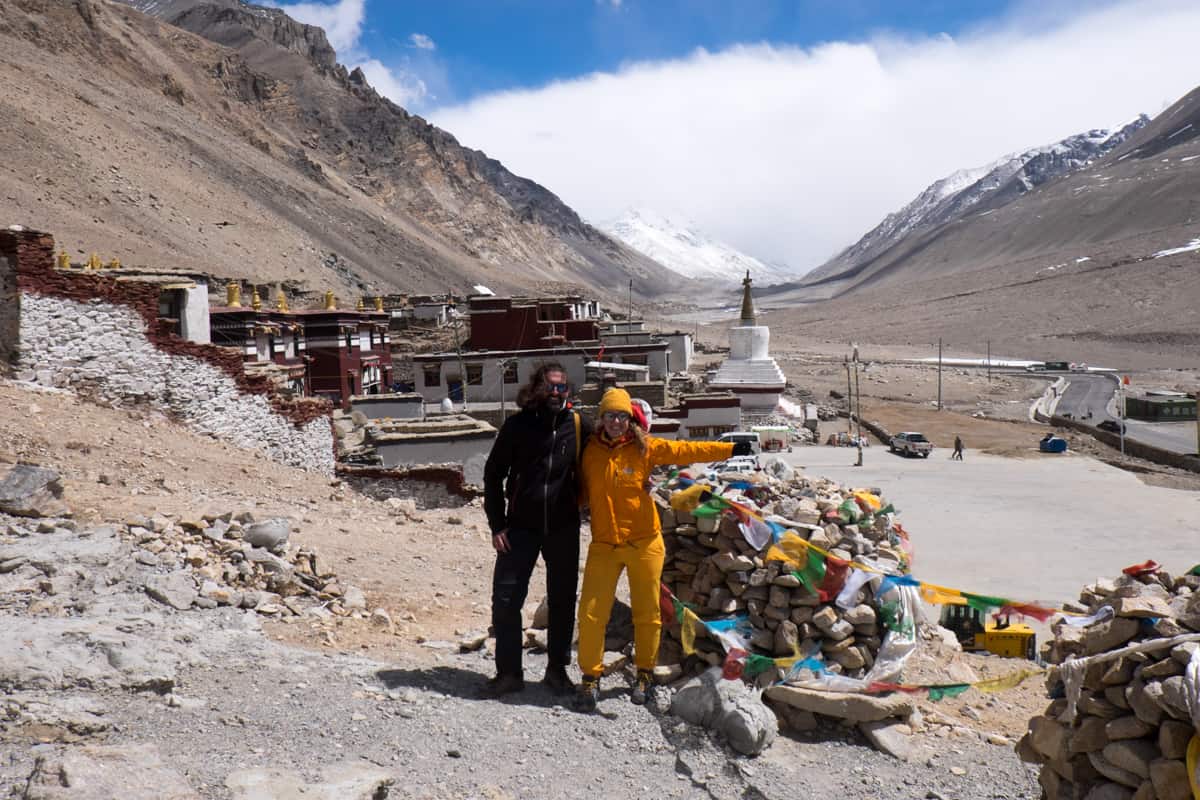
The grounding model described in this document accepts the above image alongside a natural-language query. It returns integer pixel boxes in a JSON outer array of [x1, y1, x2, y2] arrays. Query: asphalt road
[[1055, 373, 1118, 421], [1055, 373, 1198, 454], [779, 446, 1200, 607]]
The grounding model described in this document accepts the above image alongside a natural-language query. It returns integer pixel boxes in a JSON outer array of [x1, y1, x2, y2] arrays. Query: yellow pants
[[577, 535, 665, 678]]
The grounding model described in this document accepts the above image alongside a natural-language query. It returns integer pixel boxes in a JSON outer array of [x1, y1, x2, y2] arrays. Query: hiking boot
[[542, 665, 574, 696], [630, 669, 654, 706], [478, 672, 525, 699], [572, 675, 600, 712]]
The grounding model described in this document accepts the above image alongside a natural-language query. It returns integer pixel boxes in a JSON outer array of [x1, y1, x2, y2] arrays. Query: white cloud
[[409, 33, 437, 51], [271, 0, 365, 55], [431, 0, 1200, 272], [358, 58, 429, 108], [271, 0, 437, 109]]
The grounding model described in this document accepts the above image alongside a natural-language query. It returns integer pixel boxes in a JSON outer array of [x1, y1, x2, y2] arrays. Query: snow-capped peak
[[601, 209, 798, 286]]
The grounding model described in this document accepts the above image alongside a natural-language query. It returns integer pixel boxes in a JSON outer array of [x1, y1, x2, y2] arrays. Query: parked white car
[[889, 432, 933, 458], [712, 460, 758, 475]]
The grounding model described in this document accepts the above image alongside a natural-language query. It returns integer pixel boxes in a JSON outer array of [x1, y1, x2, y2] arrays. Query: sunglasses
[[548, 382, 570, 394], [602, 411, 631, 423]]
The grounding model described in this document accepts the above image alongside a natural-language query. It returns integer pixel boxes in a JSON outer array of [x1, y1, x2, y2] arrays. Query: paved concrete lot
[[779, 446, 1200, 607]]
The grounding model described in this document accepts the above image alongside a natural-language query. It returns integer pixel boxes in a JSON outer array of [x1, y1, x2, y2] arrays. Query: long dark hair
[[517, 362, 567, 409]]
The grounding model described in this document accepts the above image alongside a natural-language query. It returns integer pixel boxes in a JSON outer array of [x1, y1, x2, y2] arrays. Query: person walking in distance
[[952, 435, 964, 461], [573, 388, 752, 711], [480, 363, 593, 698]]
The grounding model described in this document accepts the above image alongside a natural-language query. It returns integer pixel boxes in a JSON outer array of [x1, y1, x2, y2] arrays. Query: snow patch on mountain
[[601, 209, 798, 286], [805, 115, 1152, 286]]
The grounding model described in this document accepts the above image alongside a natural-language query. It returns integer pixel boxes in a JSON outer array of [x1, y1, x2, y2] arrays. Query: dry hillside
[[0, 0, 686, 304]]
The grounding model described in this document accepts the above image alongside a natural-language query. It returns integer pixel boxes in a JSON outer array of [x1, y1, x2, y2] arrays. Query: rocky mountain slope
[[602, 208, 799, 287], [798, 116, 1150, 294], [0, 0, 685, 301]]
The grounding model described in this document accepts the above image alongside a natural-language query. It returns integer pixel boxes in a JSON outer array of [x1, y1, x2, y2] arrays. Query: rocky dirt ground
[[0, 379, 1056, 798]]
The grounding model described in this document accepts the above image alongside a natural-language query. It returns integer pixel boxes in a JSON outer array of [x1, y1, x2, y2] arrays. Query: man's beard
[[544, 394, 565, 411]]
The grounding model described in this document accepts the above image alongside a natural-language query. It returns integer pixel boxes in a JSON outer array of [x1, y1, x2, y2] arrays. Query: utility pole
[[937, 338, 943, 411], [1119, 377, 1127, 456], [987, 340, 992, 382], [628, 279, 634, 328], [854, 356, 862, 441], [853, 353, 863, 467], [496, 357, 516, 419], [845, 358, 853, 436], [451, 316, 468, 411]]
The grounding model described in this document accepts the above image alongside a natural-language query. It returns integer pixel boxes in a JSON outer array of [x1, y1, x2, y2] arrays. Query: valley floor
[[1, 375, 1193, 798]]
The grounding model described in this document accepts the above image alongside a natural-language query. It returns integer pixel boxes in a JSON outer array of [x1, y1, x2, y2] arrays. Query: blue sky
[[275, 0, 1200, 270], [351, 1, 1014, 106]]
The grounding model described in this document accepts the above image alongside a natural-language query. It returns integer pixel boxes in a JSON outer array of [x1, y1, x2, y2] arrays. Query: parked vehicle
[[751, 425, 790, 453], [889, 431, 933, 458], [1097, 419, 1126, 434], [940, 605, 1036, 660], [712, 460, 758, 475], [718, 431, 761, 455]]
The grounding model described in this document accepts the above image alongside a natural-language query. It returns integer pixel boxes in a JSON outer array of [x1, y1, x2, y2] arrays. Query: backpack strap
[[573, 411, 581, 464]]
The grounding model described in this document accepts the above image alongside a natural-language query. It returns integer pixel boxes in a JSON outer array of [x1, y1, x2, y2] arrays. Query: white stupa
[[708, 271, 786, 414]]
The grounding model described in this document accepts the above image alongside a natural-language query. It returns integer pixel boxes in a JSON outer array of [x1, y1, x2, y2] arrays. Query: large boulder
[[225, 761, 394, 800], [242, 518, 291, 553], [0, 465, 68, 518], [144, 572, 197, 611], [672, 667, 777, 756], [764, 684, 914, 723], [21, 745, 198, 799]]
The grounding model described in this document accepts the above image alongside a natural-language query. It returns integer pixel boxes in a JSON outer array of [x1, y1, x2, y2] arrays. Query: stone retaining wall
[[0, 249, 15, 371], [337, 465, 478, 508], [0, 228, 334, 474]]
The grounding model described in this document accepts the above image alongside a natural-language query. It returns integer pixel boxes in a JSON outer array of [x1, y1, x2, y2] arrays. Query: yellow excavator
[[939, 604, 1037, 660]]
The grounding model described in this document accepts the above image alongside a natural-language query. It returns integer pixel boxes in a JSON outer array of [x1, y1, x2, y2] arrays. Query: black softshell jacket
[[483, 405, 593, 535]]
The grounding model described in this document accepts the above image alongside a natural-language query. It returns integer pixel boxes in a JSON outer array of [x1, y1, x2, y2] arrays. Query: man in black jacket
[[481, 362, 593, 698]]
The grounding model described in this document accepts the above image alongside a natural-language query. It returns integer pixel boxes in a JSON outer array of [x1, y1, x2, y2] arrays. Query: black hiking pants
[[491, 527, 580, 678]]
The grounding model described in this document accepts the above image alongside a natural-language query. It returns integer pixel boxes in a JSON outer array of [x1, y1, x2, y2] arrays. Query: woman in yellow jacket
[[574, 388, 743, 711]]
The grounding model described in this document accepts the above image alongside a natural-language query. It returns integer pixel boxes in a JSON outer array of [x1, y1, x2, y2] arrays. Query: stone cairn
[[656, 465, 909, 684], [1018, 566, 1200, 800], [119, 511, 366, 617]]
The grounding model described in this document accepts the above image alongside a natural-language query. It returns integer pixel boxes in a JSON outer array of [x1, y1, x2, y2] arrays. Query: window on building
[[711, 425, 735, 436], [423, 364, 441, 387], [690, 425, 710, 438], [621, 354, 648, 365], [344, 331, 354, 350], [267, 334, 276, 357], [503, 361, 518, 384], [466, 363, 484, 386]]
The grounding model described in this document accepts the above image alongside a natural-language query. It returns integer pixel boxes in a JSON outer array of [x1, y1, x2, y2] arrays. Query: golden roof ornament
[[226, 283, 243, 308], [324, 291, 336, 310], [251, 288, 262, 311], [56, 250, 71, 270], [356, 297, 366, 312], [374, 296, 384, 312], [739, 270, 756, 326], [85, 252, 102, 271], [276, 289, 289, 312], [107, 257, 121, 270]]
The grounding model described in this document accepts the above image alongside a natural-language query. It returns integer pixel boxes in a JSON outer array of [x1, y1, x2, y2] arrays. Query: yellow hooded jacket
[[581, 434, 732, 546]]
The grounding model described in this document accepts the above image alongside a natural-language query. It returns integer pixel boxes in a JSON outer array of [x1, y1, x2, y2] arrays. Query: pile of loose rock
[[657, 467, 909, 682], [1018, 566, 1199, 800], [118, 510, 366, 618]]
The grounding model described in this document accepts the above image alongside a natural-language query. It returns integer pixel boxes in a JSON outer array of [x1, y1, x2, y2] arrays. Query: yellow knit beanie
[[598, 387, 633, 418]]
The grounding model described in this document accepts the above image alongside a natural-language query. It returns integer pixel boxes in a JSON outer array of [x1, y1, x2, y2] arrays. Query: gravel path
[[2, 605, 1040, 799]]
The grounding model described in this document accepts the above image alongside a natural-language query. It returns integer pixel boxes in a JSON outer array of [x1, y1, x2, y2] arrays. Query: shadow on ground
[[374, 665, 630, 710]]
